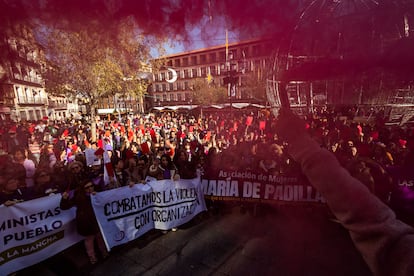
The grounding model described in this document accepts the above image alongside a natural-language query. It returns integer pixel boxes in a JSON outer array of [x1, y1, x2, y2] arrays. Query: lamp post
[[114, 94, 121, 121], [225, 51, 237, 118]]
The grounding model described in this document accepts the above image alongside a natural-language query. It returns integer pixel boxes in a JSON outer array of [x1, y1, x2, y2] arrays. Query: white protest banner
[[148, 177, 207, 231], [92, 177, 207, 250], [91, 183, 155, 250], [0, 195, 83, 275]]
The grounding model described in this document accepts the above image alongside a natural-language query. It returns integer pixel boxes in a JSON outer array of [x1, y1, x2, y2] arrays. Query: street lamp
[[224, 51, 237, 116]]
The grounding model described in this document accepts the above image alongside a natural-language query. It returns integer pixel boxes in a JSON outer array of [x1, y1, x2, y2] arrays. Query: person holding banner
[[0, 167, 31, 206], [67, 160, 89, 191], [31, 168, 62, 199], [149, 154, 180, 181], [60, 180, 109, 264], [275, 108, 414, 276], [148, 153, 180, 233], [125, 155, 149, 186], [174, 148, 197, 179]]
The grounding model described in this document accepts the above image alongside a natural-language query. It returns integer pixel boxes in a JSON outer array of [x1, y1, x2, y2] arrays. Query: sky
[[149, 10, 246, 57], [155, 27, 239, 57]]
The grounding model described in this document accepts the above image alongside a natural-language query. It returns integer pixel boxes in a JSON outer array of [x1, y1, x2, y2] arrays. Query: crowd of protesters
[[1, 105, 414, 262]]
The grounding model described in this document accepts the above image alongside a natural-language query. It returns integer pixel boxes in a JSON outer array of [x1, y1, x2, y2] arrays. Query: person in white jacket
[[275, 108, 414, 276]]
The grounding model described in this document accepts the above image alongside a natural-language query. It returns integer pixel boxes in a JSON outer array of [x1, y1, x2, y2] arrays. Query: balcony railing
[[13, 74, 45, 86], [17, 97, 48, 105], [48, 102, 67, 108]]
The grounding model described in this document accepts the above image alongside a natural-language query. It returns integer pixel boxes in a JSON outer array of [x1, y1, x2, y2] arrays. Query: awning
[[209, 105, 225, 109], [97, 108, 132, 114], [206, 103, 265, 109], [232, 103, 250, 109], [251, 104, 265, 108], [153, 103, 265, 111], [153, 105, 198, 111], [97, 108, 115, 114]]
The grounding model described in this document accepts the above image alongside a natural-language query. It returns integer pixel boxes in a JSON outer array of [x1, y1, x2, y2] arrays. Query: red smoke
[[0, 0, 302, 47], [2, 0, 414, 81]]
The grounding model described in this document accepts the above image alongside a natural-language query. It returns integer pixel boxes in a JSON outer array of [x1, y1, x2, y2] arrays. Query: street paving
[[16, 203, 372, 276]]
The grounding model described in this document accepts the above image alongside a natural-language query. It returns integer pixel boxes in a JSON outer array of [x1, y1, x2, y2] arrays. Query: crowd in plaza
[[1, 106, 414, 208], [1, 105, 414, 265]]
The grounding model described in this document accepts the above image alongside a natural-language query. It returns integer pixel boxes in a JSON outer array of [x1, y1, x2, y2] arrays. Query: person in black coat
[[60, 180, 108, 264]]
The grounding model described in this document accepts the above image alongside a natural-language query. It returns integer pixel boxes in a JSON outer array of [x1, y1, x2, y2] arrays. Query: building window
[[191, 56, 197, 66], [209, 65, 216, 75], [162, 84, 166, 92], [184, 82, 189, 90], [167, 60, 173, 66], [163, 94, 167, 101], [253, 45, 261, 55], [185, 93, 190, 101], [160, 72, 165, 81], [177, 93, 182, 101], [174, 59, 181, 67], [169, 83, 174, 91], [219, 51, 226, 61], [200, 54, 207, 64], [170, 94, 175, 101], [25, 88, 31, 100], [191, 68, 197, 78], [20, 111, 27, 120], [227, 49, 234, 60], [8, 38, 17, 51], [184, 69, 190, 78], [183, 57, 188, 66], [167, 70, 173, 81], [28, 110, 34, 120], [209, 53, 216, 62], [201, 67, 206, 77], [254, 60, 261, 70]]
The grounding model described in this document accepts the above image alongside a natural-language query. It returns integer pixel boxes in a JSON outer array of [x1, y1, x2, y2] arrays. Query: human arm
[[24, 159, 36, 179], [59, 191, 75, 210], [49, 153, 57, 169], [276, 109, 414, 276]]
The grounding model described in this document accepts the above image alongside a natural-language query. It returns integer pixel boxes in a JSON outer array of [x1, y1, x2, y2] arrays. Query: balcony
[[17, 97, 48, 105], [48, 102, 67, 109]]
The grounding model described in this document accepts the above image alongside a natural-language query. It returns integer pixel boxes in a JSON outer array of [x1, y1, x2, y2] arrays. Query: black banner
[[202, 169, 326, 205]]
